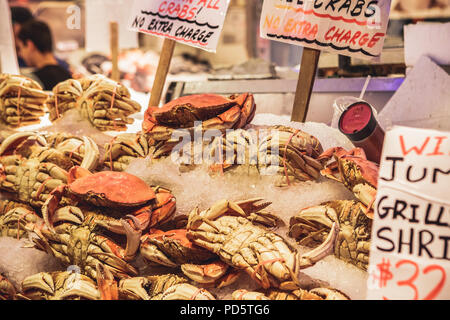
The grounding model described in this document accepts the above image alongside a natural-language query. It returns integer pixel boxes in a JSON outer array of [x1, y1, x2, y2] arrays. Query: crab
[[79, 76, 142, 131], [232, 287, 350, 300], [0, 157, 68, 208], [143, 93, 256, 142], [258, 126, 325, 186], [95, 262, 216, 300], [45, 75, 141, 131], [208, 128, 259, 174], [117, 273, 214, 300], [103, 133, 150, 171], [16, 271, 101, 300], [207, 126, 325, 185], [0, 274, 17, 300], [117, 273, 185, 300], [29, 222, 140, 280], [186, 198, 339, 290], [318, 147, 379, 218], [42, 166, 176, 234], [0, 131, 100, 172], [140, 228, 241, 288], [289, 200, 372, 271], [45, 79, 83, 121], [0, 74, 47, 127], [34, 167, 175, 278], [0, 204, 42, 239]]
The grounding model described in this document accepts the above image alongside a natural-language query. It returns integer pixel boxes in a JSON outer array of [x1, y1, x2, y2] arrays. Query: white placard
[[85, 0, 138, 53], [404, 22, 450, 67], [0, 0, 19, 74], [260, 0, 392, 61], [128, 0, 230, 52], [367, 126, 450, 300]]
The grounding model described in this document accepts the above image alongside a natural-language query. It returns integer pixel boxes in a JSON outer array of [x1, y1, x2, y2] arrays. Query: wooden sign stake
[[149, 38, 176, 108], [291, 47, 321, 123], [110, 21, 120, 82]]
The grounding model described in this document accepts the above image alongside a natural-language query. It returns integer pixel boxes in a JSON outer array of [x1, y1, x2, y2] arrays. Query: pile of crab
[[0, 122, 379, 300], [0, 74, 47, 128], [45, 74, 141, 132], [104, 94, 328, 188]]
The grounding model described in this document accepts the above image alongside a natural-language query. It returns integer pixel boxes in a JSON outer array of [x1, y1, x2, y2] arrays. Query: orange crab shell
[[142, 93, 256, 133], [67, 167, 156, 207], [318, 147, 379, 188]]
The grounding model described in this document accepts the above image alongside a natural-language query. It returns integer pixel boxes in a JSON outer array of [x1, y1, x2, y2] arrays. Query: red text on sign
[[399, 135, 449, 156], [380, 259, 447, 300], [324, 27, 384, 48], [158, 1, 199, 20]]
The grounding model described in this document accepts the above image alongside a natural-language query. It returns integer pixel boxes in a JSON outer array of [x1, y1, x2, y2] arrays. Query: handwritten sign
[[128, 0, 230, 52], [367, 126, 450, 300], [0, 0, 19, 74], [260, 0, 392, 60]]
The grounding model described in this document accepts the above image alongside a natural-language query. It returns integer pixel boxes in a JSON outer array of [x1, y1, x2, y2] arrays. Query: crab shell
[[143, 93, 256, 139], [17, 271, 101, 300], [289, 200, 372, 271], [140, 229, 216, 267], [318, 147, 379, 217], [66, 166, 156, 208]]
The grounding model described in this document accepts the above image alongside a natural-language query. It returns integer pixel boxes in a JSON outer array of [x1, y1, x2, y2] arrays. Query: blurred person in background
[[11, 6, 71, 72], [17, 19, 72, 90]]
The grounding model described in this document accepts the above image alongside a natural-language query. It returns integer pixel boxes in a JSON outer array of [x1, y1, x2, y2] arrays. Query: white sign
[[128, 0, 230, 52], [367, 126, 450, 300], [0, 0, 19, 74], [85, 0, 139, 53], [260, 0, 392, 60]]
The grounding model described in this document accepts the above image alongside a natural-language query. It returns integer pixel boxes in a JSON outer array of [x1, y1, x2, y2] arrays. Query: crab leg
[[297, 220, 339, 269]]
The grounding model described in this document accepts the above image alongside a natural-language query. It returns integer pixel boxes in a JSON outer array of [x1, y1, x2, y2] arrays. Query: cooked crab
[[45, 75, 141, 131], [318, 147, 379, 218], [38, 167, 176, 275], [0, 204, 42, 239], [103, 133, 150, 171], [42, 166, 176, 235], [232, 287, 350, 300], [45, 79, 83, 121], [258, 126, 325, 186], [0, 74, 47, 127], [0, 131, 99, 171], [140, 228, 241, 288], [143, 93, 256, 141], [186, 198, 339, 290], [0, 157, 68, 208], [16, 271, 101, 300], [289, 200, 372, 271]]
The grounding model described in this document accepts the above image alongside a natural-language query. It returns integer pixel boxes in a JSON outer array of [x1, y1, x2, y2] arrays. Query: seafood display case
[[1, 0, 449, 303]]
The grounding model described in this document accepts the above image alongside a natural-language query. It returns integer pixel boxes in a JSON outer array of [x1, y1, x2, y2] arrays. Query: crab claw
[[121, 215, 145, 261], [160, 283, 216, 300], [309, 287, 351, 300], [235, 198, 272, 214], [67, 166, 92, 184], [180, 261, 230, 285], [96, 263, 118, 300], [0, 132, 47, 156], [42, 185, 69, 232], [296, 220, 339, 270]]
